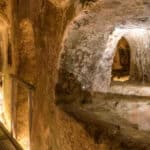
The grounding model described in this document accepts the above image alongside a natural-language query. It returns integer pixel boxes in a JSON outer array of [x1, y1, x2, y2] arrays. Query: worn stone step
[[109, 83, 150, 97], [0, 139, 16, 150], [0, 123, 23, 150], [59, 104, 150, 150]]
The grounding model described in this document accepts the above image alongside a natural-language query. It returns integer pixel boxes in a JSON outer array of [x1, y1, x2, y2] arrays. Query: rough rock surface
[[58, 0, 150, 93], [1, 0, 150, 150]]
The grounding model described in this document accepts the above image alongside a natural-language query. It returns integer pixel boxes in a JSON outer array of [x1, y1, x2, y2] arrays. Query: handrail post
[[28, 89, 33, 150], [9, 74, 35, 150], [11, 76, 17, 138]]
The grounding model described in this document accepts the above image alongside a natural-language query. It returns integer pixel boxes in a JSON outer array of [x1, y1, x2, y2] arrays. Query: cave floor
[[85, 92, 150, 131], [0, 122, 22, 150], [60, 91, 150, 149]]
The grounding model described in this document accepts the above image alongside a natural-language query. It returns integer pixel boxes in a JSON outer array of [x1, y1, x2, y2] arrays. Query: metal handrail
[[9, 74, 35, 90], [7, 73, 35, 150], [0, 72, 35, 149]]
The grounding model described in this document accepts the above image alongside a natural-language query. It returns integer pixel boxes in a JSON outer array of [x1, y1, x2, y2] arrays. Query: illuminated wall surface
[[0, 0, 150, 150]]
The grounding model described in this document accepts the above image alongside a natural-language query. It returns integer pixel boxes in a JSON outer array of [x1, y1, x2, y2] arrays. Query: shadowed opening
[[112, 37, 130, 82]]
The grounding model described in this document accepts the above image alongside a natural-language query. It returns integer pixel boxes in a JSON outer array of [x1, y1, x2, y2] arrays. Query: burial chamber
[[55, 6, 150, 149]]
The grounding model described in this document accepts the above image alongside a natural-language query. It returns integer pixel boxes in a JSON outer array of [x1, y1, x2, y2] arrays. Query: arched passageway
[[112, 37, 130, 82]]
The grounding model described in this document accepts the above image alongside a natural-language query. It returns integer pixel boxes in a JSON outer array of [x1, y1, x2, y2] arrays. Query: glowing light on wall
[[0, 85, 4, 123], [18, 137, 30, 150]]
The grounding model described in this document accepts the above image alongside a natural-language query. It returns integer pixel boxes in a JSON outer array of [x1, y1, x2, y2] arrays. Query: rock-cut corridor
[[0, 0, 150, 150]]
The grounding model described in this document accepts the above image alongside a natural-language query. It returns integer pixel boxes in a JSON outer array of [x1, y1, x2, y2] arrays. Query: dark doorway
[[112, 37, 130, 82]]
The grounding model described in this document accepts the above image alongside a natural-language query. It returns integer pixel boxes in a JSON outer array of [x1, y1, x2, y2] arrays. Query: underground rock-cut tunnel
[[0, 0, 150, 150]]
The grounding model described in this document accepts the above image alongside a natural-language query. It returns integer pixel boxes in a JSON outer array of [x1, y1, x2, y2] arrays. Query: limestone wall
[[58, 0, 150, 93], [10, 0, 150, 150]]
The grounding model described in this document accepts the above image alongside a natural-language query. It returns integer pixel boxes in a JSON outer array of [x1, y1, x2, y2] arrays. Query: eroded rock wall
[[0, 0, 14, 131], [12, 0, 108, 150], [11, 0, 150, 150], [58, 0, 150, 94]]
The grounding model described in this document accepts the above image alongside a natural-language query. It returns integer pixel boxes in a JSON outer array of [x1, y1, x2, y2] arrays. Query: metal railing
[[1, 73, 35, 149]]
